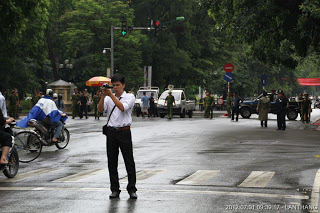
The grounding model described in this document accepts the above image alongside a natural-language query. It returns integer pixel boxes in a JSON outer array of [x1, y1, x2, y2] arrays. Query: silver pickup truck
[[157, 89, 195, 118]]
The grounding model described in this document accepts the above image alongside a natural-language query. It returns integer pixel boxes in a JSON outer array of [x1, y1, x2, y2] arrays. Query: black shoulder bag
[[102, 97, 122, 135]]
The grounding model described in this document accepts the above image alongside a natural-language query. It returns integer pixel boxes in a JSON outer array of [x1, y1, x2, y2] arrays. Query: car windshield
[[159, 91, 180, 101], [136, 91, 158, 99]]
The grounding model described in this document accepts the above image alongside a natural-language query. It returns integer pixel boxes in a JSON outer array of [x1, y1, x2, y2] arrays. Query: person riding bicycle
[[0, 107, 14, 166], [17, 89, 67, 143]]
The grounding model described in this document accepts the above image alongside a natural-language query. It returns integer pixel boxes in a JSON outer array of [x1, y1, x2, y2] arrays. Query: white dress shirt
[[0, 92, 8, 118], [104, 91, 135, 128]]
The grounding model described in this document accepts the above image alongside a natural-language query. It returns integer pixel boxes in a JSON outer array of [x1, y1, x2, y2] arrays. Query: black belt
[[108, 126, 130, 131]]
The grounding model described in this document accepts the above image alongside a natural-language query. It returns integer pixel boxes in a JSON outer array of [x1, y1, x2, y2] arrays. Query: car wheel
[[240, 107, 251, 118], [287, 109, 298, 120]]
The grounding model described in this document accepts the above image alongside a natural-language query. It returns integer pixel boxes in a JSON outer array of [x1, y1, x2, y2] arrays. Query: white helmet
[[46, 89, 53, 96], [53, 93, 58, 98]]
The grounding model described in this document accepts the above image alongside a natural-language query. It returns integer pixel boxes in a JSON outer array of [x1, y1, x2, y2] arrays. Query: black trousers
[[79, 105, 87, 118], [0, 129, 12, 147], [232, 106, 239, 121], [106, 129, 137, 193], [277, 112, 286, 130]]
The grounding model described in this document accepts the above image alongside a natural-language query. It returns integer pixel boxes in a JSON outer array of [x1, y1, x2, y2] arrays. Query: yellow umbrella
[[86, 76, 111, 87]]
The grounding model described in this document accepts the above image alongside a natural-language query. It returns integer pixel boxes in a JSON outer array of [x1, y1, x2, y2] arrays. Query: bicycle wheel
[[3, 147, 19, 178], [14, 131, 42, 163], [55, 128, 70, 149]]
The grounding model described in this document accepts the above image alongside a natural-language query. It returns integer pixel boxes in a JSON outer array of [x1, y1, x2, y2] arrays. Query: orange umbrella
[[86, 76, 111, 87]]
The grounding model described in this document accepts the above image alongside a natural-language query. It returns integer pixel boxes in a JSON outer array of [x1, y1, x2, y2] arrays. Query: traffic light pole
[[110, 26, 155, 77]]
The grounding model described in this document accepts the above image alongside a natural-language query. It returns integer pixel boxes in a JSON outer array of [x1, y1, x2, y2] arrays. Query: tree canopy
[[1, 0, 320, 99]]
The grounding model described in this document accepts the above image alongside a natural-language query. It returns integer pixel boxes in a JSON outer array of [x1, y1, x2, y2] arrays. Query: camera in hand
[[103, 83, 113, 89]]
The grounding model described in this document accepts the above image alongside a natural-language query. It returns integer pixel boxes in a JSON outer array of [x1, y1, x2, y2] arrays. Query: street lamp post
[[59, 59, 73, 81]]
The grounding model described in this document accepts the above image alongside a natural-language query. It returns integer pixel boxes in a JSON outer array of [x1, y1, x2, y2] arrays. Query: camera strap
[[106, 97, 122, 127]]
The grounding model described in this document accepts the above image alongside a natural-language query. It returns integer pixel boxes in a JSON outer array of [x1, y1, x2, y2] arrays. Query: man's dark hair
[[111, 73, 126, 84], [0, 84, 2, 92], [143, 91, 146, 95]]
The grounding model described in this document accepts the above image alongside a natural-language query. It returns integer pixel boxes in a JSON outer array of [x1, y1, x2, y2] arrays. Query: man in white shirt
[[98, 73, 137, 199], [0, 84, 8, 119]]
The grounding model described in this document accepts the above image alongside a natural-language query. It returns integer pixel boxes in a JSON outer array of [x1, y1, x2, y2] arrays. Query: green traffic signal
[[122, 30, 127, 36]]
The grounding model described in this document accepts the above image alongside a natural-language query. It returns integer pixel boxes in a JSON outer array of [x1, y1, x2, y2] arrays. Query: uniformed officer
[[8, 89, 19, 119], [276, 90, 289, 130], [257, 91, 271, 127], [302, 93, 311, 123], [164, 91, 175, 119], [204, 91, 214, 119], [92, 90, 101, 120], [71, 88, 80, 119], [226, 93, 232, 118], [31, 89, 40, 108]]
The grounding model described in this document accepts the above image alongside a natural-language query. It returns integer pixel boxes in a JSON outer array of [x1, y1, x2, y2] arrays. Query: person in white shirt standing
[[98, 73, 137, 199]]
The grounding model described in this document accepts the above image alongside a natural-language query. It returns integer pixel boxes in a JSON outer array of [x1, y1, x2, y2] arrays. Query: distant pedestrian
[[141, 92, 149, 119], [0, 84, 8, 119], [204, 91, 214, 119], [55, 94, 65, 112], [71, 88, 80, 119], [257, 91, 271, 127], [79, 91, 89, 119], [276, 90, 289, 130], [297, 93, 303, 120], [231, 92, 242, 122], [31, 89, 40, 108], [149, 93, 156, 117], [8, 89, 19, 119], [302, 93, 311, 123], [165, 91, 175, 119], [226, 93, 232, 118], [199, 98, 203, 111], [92, 90, 101, 120]]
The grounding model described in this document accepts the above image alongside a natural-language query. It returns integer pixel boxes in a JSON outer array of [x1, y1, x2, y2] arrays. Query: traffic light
[[155, 21, 160, 36], [121, 20, 127, 36]]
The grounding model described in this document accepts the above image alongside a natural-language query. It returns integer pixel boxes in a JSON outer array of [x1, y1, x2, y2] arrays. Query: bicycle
[[0, 122, 19, 178]]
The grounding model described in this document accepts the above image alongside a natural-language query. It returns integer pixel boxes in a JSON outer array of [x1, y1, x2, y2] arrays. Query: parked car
[[240, 92, 300, 120], [134, 87, 160, 117]]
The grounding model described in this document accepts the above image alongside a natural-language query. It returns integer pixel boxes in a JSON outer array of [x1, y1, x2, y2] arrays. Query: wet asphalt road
[[2, 110, 320, 213]]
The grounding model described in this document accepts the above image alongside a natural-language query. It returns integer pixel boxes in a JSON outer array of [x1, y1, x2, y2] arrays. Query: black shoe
[[282, 128, 286, 131], [129, 192, 138, 199], [109, 191, 120, 199], [277, 128, 281, 130]]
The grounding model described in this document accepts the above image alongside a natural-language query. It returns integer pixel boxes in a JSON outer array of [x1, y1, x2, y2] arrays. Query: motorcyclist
[[17, 89, 67, 143], [0, 107, 14, 165]]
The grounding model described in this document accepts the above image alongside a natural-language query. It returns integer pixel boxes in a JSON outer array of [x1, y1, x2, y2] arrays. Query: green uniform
[[8, 94, 18, 118], [165, 95, 175, 119], [204, 96, 214, 119], [92, 95, 101, 119], [31, 94, 40, 107], [226, 96, 232, 118], [302, 98, 311, 122], [71, 93, 80, 119]]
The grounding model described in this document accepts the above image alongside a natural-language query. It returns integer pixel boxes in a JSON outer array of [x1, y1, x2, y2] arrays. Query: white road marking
[[238, 171, 275, 188], [310, 169, 320, 213], [120, 169, 164, 183], [53, 169, 106, 182], [176, 170, 220, 185], [0, 168, 56, 183], [0, 186, 309, 200]]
